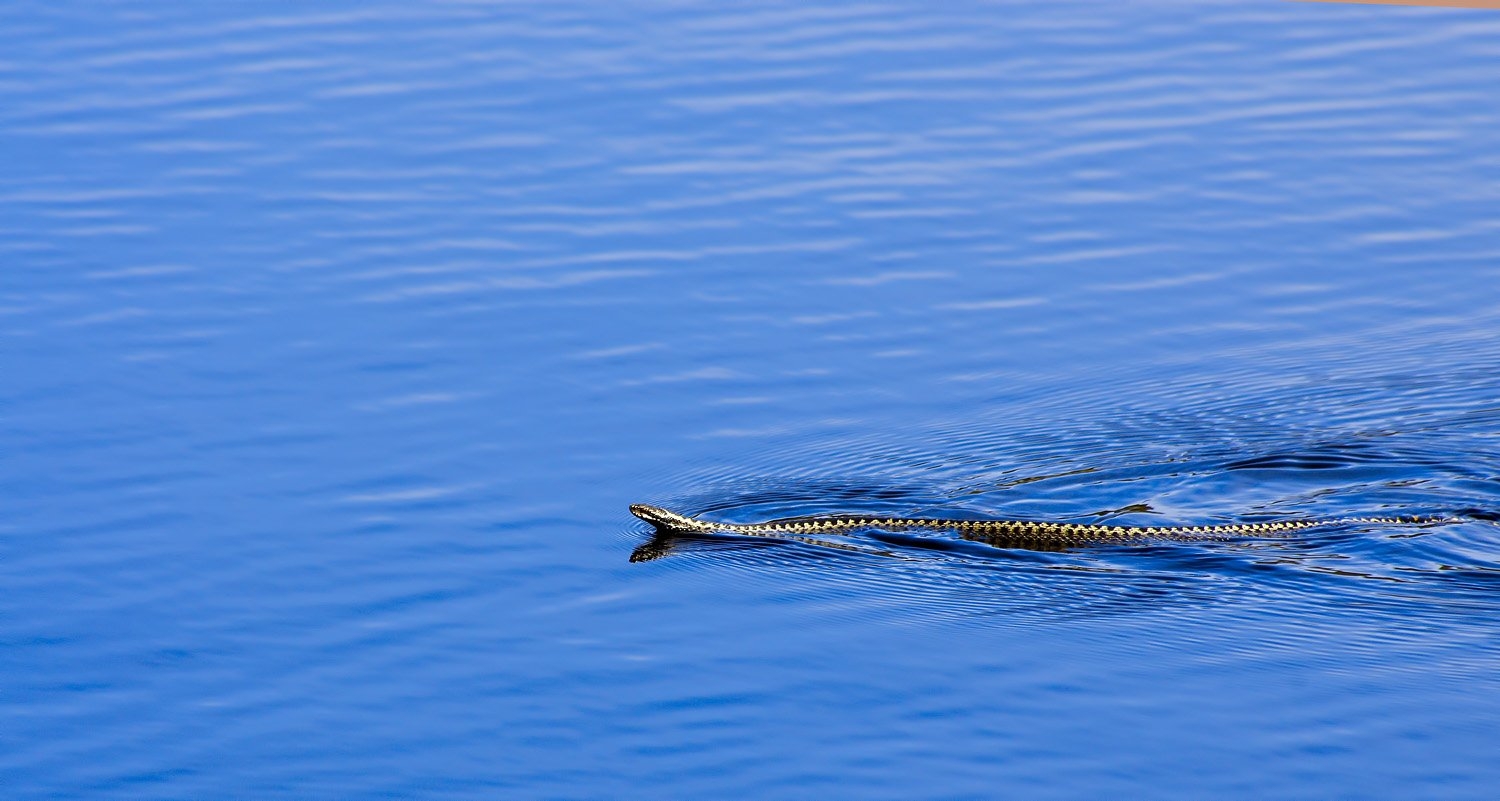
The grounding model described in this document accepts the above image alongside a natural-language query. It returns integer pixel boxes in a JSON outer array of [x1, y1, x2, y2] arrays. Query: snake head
[[630, 504, 701, 531]]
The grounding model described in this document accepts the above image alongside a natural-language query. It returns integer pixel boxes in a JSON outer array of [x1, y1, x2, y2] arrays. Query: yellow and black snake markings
[[629, 504, 1430, 547]]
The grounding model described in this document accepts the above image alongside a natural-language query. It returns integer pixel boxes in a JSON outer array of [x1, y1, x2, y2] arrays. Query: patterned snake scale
[[630, 503, 1437, 548]]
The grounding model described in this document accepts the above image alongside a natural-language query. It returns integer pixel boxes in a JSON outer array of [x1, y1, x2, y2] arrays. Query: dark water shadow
[[627, 397, 1500, 628]]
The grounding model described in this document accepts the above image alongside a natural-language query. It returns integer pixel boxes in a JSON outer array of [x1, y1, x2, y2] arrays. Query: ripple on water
[[628, 369, 1500, 628]]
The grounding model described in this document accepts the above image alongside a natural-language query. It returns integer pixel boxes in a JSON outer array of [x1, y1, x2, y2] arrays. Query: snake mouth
[[630, 504, 698, 531]]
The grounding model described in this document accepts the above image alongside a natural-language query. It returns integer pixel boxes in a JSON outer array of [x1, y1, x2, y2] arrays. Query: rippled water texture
[[5, 1, 1500, 798]]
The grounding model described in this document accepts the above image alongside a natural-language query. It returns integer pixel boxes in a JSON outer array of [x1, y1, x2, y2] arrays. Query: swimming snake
[[629, 503, 1438, 553]]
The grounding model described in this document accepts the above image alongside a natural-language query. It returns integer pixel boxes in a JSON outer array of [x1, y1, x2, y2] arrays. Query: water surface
[[3, 1, 1500, 798]]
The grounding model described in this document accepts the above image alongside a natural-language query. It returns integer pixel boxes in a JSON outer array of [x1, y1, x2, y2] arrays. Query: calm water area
[[4, 1, 1500, 798]]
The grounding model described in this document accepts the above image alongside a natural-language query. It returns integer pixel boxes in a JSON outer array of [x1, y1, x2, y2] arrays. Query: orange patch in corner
[[1300, 0, 1500, 8]]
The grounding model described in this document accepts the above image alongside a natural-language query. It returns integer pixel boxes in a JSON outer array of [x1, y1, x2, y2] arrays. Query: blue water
[[5, 1, 1500, 797]]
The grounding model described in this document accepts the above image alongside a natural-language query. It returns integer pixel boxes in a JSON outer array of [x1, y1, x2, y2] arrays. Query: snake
[[629, 503, 1440, 558]]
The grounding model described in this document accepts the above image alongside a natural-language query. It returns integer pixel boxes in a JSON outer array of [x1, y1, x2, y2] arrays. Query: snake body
[[629, 503, 1432, 548]]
